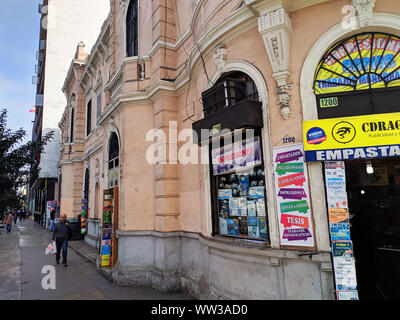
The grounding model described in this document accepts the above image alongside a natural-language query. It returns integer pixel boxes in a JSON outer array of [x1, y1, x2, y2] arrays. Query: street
[[0, 219, 192, 300]]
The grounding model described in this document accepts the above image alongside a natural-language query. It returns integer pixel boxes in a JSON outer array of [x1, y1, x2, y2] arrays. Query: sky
[[0, 0, 40, 142]]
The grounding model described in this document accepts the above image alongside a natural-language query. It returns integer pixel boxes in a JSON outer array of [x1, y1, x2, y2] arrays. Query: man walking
[[52, 213, 73, 267], [5, 212, 13, 233]]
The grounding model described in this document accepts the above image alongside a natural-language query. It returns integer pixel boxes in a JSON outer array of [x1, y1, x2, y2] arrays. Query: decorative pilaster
[[257, 4, 292, 120]]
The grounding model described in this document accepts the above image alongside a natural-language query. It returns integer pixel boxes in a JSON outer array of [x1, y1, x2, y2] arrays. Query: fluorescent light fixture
[[366, 161, 374, 174]]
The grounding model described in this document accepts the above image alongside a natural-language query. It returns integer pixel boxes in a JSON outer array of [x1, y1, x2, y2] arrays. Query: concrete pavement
[[0, 219, 193, 300]]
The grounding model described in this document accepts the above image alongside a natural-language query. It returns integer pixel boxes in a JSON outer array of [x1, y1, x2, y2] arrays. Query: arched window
[[126, 0, 138, 57], [199, 71, 269, 243], [314, 32, 400, 119], [108, 132, 120, 188]]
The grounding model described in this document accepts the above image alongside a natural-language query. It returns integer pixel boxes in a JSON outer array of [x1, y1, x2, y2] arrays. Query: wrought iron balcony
[[202, 78, 247, 117], [193, 77, 263, 145]]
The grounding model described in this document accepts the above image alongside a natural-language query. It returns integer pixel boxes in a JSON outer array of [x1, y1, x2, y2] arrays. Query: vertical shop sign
[[273, 144, 314, 247], [81, 198, 87, 235], [100, 189, 113, 267], [324, 161, 359, 300]]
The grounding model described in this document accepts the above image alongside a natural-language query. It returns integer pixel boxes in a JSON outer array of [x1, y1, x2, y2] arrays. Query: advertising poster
[[337, 291, 359, 300], [101, 190, 113, 267], [332, 242, 357, 291], [314, 33, 400, 95], [328, 208, 349, 224], [324, 162, 359, 299], [81, 198, 87, 235], [330, 223, 351, 241], [303, 112, 400, 162], [211, 136, 262, 175], [273, 144, 314, 247]]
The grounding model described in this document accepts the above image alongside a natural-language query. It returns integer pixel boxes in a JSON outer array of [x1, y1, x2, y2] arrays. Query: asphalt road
[[0, 219, 192, 300]]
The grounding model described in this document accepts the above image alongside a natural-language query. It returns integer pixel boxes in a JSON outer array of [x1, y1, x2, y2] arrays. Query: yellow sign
[[303, 112, 400, 161], [314, 33, 400, 95]]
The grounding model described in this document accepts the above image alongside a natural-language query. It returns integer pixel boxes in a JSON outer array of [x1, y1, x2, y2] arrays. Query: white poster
[[325, 161, 348, 208], [273, 144, 314, 247]]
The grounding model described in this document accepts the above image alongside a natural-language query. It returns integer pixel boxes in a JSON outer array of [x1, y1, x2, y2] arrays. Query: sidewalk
[[0, 219, 193, 300], [67, 237, 113, 282], [68, 237, 99, 264]]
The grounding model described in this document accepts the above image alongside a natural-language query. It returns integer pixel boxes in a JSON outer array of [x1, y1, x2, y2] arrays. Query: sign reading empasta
[[303, 112, 400, 162]]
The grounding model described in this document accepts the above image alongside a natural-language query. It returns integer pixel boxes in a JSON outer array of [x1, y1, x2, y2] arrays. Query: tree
[[0, 109, 53, 214]]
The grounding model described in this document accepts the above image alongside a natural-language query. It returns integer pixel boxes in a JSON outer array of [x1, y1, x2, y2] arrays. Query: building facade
[[59, 0, 400, 300], [30, 0, 110, 225]]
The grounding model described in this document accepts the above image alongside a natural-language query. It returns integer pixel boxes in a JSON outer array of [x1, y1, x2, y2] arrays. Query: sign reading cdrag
[[302, 112, 400, 162]]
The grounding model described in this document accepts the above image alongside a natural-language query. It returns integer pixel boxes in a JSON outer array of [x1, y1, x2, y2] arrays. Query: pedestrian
[[5, 212, 13, 233], [51, 213, 73, 267], [49, 209, 55, 231], [13, 210, 17, 224]]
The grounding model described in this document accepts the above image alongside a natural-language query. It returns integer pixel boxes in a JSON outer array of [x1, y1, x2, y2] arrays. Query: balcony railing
[[202, 78, 256, 117]]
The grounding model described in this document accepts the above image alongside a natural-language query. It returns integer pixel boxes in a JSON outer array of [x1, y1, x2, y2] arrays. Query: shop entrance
[[345, 157, 400, 299]]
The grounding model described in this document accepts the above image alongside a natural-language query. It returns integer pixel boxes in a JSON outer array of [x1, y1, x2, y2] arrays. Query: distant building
[[30, 0, 110, 225]]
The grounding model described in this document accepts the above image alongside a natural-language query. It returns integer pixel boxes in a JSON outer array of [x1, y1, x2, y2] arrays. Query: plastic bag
[[45, 241, 57, 255]]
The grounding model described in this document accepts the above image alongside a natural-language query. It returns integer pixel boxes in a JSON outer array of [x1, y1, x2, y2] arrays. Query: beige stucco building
[[30, 0, 110, 224], [58, 0, 400, 300]]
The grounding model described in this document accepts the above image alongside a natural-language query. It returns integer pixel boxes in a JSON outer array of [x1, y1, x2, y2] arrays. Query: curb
[[68, 243, 114, 283], [68, 243, 96, 264]]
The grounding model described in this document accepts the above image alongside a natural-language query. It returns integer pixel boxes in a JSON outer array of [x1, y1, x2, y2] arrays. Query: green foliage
[[0, 109, 53, 213]]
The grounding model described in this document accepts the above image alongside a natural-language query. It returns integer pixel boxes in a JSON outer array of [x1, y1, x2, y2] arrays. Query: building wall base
[[112, 230, 335, 300]]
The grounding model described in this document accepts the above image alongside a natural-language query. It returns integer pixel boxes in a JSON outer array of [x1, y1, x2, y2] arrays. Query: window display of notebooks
[[238, 216, 248, 236], [237, 197, 247, 216], [219, 199, 229, 219], [219, 217, 228, 235], [247, 200, 256, 216], [216, 166, 268, 241], [228, 198, 238, 216], [227, 218, 239, 236], [256, 199, 266, 216], [248, 217, 259, 238], [259, 218, 267, 239]]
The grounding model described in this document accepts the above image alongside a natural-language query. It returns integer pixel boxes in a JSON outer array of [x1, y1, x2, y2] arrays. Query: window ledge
[[213, 234, 270, 250]]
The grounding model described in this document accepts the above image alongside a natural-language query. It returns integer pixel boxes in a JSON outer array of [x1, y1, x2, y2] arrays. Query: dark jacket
[[52, 220, 73, 241], [50, 210, 55, 220]]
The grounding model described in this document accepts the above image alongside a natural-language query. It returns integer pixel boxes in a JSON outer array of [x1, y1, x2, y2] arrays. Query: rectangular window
[[86, 99, 92, 136], [70, 108, 74, 143], [96, 92, 102, 120], [210, 132, 270, 243]]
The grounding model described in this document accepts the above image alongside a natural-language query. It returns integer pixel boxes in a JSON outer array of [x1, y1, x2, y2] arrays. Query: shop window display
[[211, 134, 269, 242]]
